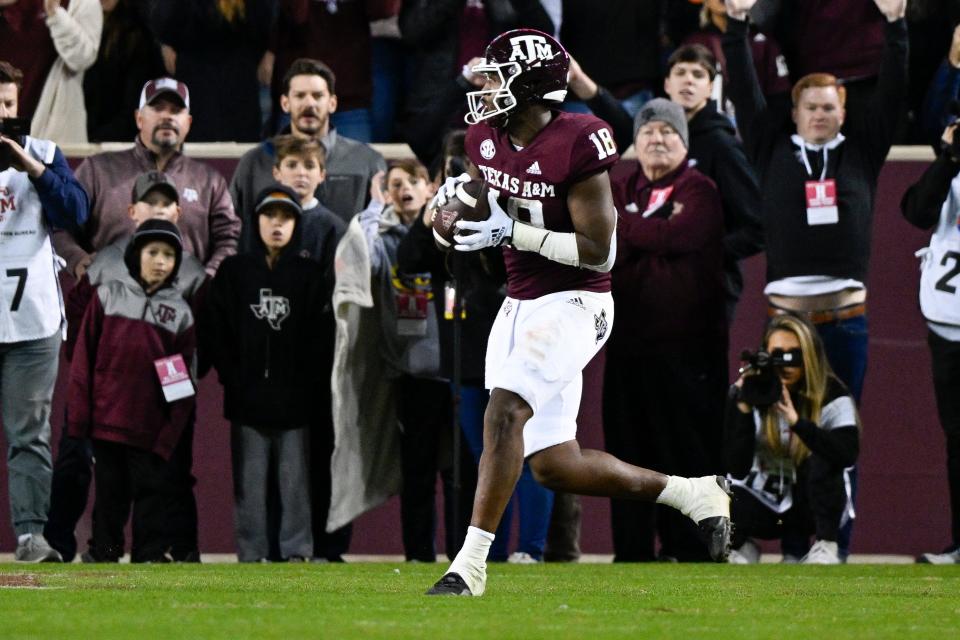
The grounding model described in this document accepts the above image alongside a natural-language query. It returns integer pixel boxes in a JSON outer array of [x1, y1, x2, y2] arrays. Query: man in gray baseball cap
[[605, 100, 729, 564], [633, 98, 690, 149]]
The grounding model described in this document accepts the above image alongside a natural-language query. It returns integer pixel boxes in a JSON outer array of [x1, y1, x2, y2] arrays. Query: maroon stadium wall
[[0, 155, 946, 557]]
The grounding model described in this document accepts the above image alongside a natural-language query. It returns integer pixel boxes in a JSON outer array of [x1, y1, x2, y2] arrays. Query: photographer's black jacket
[[722, 17, 908, 285], [723, 376, 860, 480]]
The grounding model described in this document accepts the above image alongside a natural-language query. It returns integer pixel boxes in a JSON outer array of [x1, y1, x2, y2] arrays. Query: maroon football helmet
[[465, 29, 570, 127]]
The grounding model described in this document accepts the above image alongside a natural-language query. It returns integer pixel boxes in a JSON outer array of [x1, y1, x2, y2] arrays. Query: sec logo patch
[[480, 139, 496, 160]]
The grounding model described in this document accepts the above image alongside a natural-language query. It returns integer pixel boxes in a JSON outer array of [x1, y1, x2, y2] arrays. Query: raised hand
[[462, 57, 486, 89], [724, 0, 757, 21], [872, 0, 906, 22], [950, 24, 960, 68], [0, 136, 44, 178], [567, 56, 599, 101], [369, 170, 387, 206]]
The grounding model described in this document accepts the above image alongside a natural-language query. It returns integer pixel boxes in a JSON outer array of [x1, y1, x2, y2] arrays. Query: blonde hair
[[217, 0, 246, 23], [759, 315, 833, 465]]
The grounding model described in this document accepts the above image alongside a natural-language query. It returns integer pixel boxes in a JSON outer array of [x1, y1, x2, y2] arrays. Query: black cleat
[[426, 572, 473, 596], [698, 516, 732, 562], [696, 476, 733, 562]]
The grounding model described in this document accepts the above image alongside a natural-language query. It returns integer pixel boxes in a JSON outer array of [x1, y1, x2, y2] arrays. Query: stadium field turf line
[[0, 562, 957, 639]]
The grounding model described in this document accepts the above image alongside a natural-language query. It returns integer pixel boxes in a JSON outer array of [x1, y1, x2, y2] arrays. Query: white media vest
[[0, 137, 65, 342]]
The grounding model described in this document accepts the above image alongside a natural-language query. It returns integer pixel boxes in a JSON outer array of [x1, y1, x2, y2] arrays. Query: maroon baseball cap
[[139, 78, 190, 110]]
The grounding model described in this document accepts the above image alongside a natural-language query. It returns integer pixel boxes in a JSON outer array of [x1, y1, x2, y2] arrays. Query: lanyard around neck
[[799, 144, 829, 181]]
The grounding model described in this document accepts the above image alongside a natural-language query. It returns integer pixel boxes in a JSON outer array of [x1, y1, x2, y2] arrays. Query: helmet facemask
[[465, 60, 523, 127]]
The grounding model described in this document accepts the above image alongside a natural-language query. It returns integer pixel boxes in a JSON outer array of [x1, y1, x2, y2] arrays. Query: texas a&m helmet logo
[[507, 34, 556, 65]]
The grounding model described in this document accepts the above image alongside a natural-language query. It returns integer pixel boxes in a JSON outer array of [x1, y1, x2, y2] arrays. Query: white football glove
[[428, 172, 471, 210], [454, 189, 513, 251]]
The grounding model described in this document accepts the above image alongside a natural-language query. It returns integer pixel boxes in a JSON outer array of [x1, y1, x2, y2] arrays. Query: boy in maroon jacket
[[68, 220, 196, 563]]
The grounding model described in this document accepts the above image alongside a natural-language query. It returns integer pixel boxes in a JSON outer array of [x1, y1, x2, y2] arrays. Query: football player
[[426, 29, 733, 597]]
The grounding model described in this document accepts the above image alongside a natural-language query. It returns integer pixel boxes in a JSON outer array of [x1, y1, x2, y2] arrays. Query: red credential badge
[[154, 354, 195, 403], [804, 179, 839, 225]]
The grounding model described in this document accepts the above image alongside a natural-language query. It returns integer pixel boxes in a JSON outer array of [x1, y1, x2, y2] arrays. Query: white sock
[[656, 475, 728, 523], [656, 475, 691, 508], [447, 526, 494, 596], [17, 533, 33, 544]]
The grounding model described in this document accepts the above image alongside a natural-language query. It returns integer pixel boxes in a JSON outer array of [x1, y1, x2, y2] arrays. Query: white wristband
[[511, 222, 581, 267]]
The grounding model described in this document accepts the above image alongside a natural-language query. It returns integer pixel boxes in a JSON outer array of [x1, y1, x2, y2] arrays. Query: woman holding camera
[[725, 314, 859, 564]]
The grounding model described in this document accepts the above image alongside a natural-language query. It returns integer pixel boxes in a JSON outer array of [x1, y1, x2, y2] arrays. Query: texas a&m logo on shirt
[[156, 303, 178, 325], [0, 186, 15, 221], [250, 288, 290, 330]]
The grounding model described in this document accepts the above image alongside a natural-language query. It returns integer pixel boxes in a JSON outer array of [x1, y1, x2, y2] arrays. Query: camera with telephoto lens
[[738, 348, 803, 408], [0, 118, 29, 172]]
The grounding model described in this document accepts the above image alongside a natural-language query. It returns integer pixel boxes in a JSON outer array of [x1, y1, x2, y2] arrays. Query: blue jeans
[[1, 332, 61, 536], [459, 385, 554, 560], [370, 38, 414, 142], [816, 314, 868, 404], [817, 314, 868, 559]]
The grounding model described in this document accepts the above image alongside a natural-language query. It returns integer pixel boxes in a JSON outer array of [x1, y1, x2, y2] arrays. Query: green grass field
[[1, 563, 958, 639]]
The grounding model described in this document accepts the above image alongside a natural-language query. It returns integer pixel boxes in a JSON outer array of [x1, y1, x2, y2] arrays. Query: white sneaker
[[507, 551, 540, 564], [801, 539, 840, 564], [14, 533, 62, 563], [917, 548, 960, 564], [728, 539, 761, 564]]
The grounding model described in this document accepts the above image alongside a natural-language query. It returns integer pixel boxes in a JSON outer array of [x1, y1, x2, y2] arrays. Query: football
[[431, 179, 490, 250]]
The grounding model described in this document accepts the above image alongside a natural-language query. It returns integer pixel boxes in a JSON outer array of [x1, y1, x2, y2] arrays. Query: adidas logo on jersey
[[566, 296, 585, 310], [526, 161, 542, 175]]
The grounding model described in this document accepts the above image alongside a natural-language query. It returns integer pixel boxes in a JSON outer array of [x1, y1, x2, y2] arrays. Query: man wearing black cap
[[46, 169, 208, 562], [66, 219, 199, 562], [605, 98, 728, 563], [53, 77, 241, 280], [204, 184, 331, 562]]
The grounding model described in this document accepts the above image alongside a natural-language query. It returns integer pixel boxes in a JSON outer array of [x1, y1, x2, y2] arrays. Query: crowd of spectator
[[0, 0, 958, 566]]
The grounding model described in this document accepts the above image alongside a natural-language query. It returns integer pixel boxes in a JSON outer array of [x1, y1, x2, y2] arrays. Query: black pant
[[602, 345, 728, 562], [929, 331, 960, 548], [397, 375, 474, 562], [89, 439, 181, 562], [44, 431, 93, 562], [46, 421, 199, 562], [731, 454, 847, 548], [310, 409, 352, 561]]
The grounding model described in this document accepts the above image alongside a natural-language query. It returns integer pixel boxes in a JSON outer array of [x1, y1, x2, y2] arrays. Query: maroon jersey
[[465, 112, 619, 300]]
